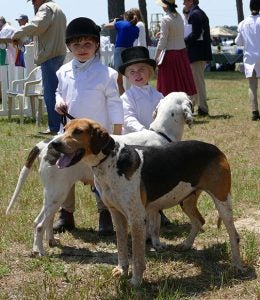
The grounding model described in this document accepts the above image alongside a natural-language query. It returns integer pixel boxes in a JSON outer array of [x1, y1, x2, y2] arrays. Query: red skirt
[[157, 48, 197, 97]]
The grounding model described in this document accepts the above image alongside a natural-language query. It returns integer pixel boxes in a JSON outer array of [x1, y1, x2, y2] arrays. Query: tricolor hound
[[51, 118, 243, 286], [6, 92, 193, 256]]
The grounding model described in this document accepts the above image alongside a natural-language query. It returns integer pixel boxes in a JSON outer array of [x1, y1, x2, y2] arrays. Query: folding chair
[[7, 66, 44, 125]]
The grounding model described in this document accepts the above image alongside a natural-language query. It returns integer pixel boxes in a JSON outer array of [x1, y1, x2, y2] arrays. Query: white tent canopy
[[210, 26, 237, 38]]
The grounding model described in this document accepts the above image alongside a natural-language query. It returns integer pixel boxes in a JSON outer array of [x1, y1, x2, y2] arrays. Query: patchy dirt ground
[[235, 210, 260, 235]]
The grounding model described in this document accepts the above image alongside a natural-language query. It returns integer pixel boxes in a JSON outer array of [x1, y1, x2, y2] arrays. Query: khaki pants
[[248, 71, 259, 112], [190, 61, 208, 113]]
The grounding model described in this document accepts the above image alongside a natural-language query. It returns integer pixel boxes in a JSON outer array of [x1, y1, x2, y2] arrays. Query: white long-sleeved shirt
[[133, 21, 147, 47], [121, 85, 163, 133], [56, 56, 123, 133], [235, 14, 260, 78]]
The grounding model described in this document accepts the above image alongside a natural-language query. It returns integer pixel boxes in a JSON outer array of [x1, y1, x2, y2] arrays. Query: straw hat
[[155, 0, 176, 8]]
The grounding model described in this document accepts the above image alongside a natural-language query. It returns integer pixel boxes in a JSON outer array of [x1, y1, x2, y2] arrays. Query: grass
[[0, 71, 259, 299]]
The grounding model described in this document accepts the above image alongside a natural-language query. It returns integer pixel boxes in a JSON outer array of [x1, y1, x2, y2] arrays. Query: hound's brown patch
[[199, 154, 231, 202], [25, 146, 40, 168]]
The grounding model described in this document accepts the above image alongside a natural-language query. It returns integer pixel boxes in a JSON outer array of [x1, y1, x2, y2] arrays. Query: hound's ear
[[152, 100, 162, 120], [183, 101, 193, 128], [90, 126, 110, 155]]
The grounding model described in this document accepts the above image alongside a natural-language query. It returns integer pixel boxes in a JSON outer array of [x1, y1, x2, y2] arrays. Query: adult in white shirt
[[131, 8, 147, 47], [0, 16, 16, 64], [235, 0, 260, 121]]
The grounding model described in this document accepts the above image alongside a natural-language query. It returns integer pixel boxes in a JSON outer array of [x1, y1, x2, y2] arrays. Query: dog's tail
[[6, 145, 41, 214]]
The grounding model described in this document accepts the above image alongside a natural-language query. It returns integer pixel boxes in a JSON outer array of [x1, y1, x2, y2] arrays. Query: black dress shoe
[[252, 110, 260, 121], [197, 107, 209, 117], [53, 209, 75, 233], [38, 129, 58, 135], [98, 210, 114, 236]]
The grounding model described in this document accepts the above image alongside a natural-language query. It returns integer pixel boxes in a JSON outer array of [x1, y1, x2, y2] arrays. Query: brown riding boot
[[98, 209, 114, 236], [53, 208, 75, 233]]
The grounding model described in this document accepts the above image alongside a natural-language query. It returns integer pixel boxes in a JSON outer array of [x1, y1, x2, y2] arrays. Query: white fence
[[0, 44, 156, 118]]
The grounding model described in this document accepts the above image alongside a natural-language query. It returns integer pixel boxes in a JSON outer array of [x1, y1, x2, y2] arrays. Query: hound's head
[[150, 92, 193, 141], [51, 118, 113, 168]]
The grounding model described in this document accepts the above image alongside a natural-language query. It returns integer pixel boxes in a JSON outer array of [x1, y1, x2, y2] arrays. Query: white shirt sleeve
[[235, 21, 244, 46], [133, 21, 147, 47], [122, 92, 146, 133]]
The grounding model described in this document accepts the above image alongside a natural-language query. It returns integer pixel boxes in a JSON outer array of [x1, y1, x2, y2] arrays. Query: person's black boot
[[197, 107, 209, 117], [159, 210, 171, 226], [98, 209, 114, 236], [252, 110, 260, 121], [53, 208, 75, 233]]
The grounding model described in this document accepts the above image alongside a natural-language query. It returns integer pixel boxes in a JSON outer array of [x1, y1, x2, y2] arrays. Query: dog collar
[[150, 128, 172, 143], [92, 137, 116, 168], [92, 154, 110, 168]]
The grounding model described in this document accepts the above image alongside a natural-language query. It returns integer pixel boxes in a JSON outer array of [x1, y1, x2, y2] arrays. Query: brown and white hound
[[51, 118, 243, 286], [6, 92, 193, 256]]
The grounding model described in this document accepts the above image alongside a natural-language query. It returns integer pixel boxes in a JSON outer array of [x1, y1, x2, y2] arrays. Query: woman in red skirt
[[154, 0, 196, 97]]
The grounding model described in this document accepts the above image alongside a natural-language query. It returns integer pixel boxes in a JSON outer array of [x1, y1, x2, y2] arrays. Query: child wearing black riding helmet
[[54, 17, 123, 235]]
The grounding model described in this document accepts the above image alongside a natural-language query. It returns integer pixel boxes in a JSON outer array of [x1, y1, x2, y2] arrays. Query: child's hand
[[55, 102, 68, 115], [113, 124, 122, 135]]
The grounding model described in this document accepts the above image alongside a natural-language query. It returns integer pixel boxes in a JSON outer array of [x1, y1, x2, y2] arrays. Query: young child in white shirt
[[119, 46, 171, 225], [54, 17, 124, 235], [119, 46, 163, 133]]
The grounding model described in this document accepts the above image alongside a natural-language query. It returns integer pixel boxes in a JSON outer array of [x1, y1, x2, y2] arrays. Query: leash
[[150, 128, 172, 143], [60, 107, 75, 126]]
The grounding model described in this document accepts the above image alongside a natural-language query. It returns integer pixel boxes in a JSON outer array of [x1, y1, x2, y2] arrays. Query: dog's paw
[[129, 277, 142, 287], [153, 241, 167, 250], [48, 237, 59, 248], [112, 266, 126, 277], [232, 262, 246, 274], [31, 250, 45, 257]]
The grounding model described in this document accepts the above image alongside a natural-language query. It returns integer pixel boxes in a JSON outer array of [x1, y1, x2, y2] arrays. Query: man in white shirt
[[235, 0, 260, 121]]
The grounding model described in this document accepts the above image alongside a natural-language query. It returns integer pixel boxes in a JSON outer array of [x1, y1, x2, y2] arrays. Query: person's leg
[[248, 71, 259, 120], [113, 47, 125, 95], [117, 73, 125, 96], [41, 55, 65, 132], [93, 186, 114, 235], [191, 61, 208, 115], [53, 185, 76, 233]]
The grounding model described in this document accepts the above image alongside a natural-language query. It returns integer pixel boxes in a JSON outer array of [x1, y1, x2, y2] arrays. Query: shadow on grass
[[117, 243, 256, 299], [192, 113, 233, 125], [69, 221, 191, 245], [70, 227, 117, 244], [53, 225, 256, 298]]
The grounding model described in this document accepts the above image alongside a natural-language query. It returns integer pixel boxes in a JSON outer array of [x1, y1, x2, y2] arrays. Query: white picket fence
[[0, 44, 156, 119]]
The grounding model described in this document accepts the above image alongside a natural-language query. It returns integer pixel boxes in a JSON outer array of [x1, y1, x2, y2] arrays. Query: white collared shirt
[[235, 14, 260, 78], [121, 84, 163, 133], [56, 56, 123, 133]]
